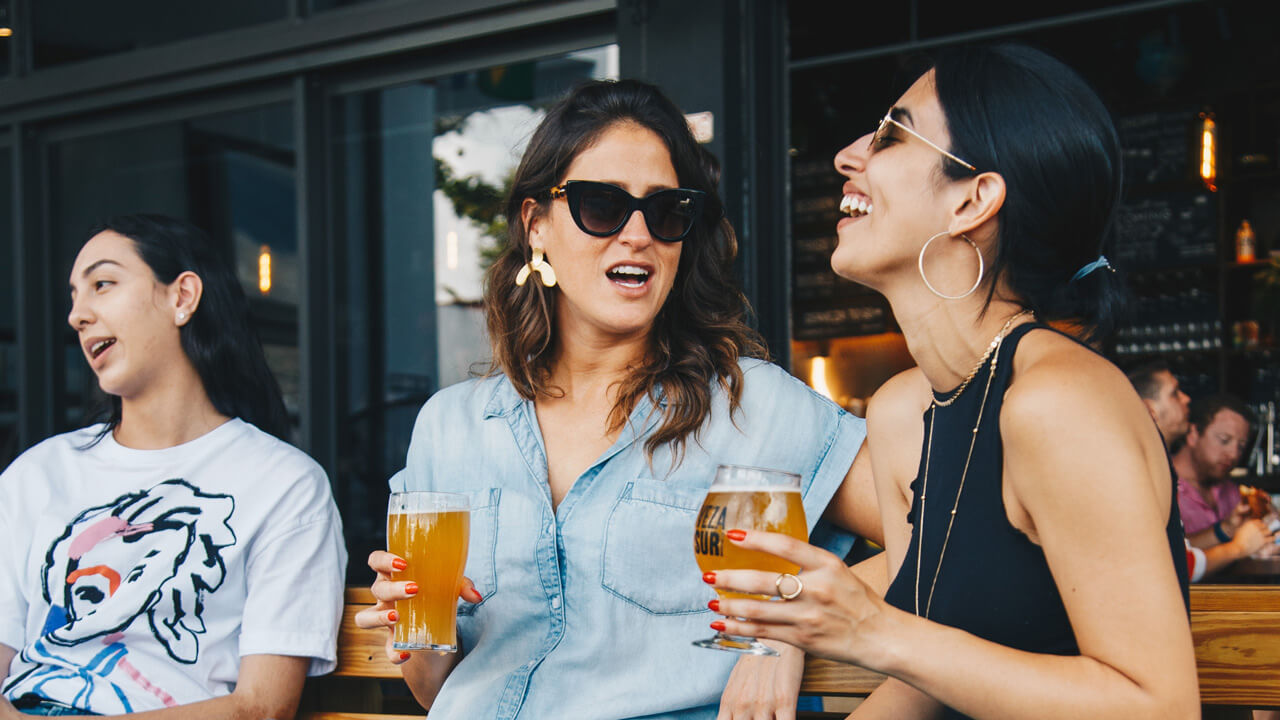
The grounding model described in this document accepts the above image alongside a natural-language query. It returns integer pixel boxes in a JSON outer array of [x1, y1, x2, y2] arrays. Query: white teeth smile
[[839, 194, 873, 217], [608, 265, 651, 287], [90, 339, 116, 358]]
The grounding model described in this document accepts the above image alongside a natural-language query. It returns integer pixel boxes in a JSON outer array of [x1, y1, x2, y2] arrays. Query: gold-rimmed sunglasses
[[872, 113, 977, 172]]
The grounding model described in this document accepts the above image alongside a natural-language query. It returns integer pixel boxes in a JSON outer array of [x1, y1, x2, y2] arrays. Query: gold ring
[[775, 573, 803, 601]]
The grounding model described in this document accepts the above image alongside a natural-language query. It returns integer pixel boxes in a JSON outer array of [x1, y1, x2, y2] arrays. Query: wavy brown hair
[[485, 79, 767, 461]]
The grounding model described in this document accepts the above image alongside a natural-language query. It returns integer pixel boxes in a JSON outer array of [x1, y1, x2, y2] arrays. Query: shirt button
[[551, 595, 561, 609]]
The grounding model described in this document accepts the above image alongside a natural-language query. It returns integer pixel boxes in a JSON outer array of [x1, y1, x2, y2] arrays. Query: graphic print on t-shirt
[[4, 479, 236, 713]]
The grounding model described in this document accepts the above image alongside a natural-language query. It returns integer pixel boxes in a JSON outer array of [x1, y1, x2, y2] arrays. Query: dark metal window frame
[[2, 0, 615, 464]]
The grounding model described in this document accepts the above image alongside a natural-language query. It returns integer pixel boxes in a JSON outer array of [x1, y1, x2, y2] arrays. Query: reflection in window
[[32, 0, 286, 68], [49, 104, 299, 438], [0, 147, 14, 468], [331, 45, 618, 579]]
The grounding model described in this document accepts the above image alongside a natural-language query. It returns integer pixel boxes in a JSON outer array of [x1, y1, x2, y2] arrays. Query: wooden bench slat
[[1191, 585, 1280, 613], [298, 707, 419, 712], [799, 659, 886, 696], [333, 604, 403, 678], [315, 585, 1280, 714], [1193, 610, 1280, 705]]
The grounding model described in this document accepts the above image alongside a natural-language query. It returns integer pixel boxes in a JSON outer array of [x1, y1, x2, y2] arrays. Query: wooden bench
[[299, 585, 1280, 719]]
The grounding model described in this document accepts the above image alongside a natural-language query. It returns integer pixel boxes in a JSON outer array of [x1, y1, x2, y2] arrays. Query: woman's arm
[[821, 441, 884, 547], [708, 358, 1199, 720], [850, 677, 944, 720], [864, 368, 930, 582], [0, 651, 308, 720]]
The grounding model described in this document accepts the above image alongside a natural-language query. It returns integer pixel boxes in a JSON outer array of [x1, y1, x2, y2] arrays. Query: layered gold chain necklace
[[914, 309, 1032, 618]]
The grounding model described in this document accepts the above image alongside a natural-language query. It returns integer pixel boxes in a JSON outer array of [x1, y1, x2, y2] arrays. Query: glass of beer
[[386, 491, 470, 653], [693, 464, 807, 656]]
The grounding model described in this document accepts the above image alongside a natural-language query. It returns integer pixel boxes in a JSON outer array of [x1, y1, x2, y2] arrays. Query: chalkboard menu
[[790, 156, 890, 339], [1114, 191, 1217, 269], [1113, 108, 1217, 271], [1117, 110, 1194, 186]]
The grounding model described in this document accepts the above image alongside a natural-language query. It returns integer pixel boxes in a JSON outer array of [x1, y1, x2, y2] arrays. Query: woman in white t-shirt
[[0, 215, 347, 718]]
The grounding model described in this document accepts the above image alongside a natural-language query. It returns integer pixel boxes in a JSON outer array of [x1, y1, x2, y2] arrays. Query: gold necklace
[[914, 311, 1032, 617], [932, 309, 1032, 407]]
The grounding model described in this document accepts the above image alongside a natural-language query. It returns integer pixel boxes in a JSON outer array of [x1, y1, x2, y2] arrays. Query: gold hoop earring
[[918, 231, 983, 300], [515, 246, 557, 288]]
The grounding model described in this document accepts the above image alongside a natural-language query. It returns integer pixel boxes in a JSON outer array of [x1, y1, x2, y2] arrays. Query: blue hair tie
[[1071, 255, 1113, 282]]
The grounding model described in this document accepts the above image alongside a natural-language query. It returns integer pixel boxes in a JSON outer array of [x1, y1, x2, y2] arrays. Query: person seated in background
[[1125, 364, 1267, 580], [1126, 360, 1191, 449], [1174, 393, 1276, 578]]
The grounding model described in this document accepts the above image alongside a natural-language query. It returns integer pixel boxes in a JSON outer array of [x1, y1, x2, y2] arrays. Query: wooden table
[[1221, 556, 1280, 583]]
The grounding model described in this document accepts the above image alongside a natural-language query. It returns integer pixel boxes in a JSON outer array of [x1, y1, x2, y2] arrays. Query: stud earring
[[177, 311, 187, 323], [515, 247, 557, 288]]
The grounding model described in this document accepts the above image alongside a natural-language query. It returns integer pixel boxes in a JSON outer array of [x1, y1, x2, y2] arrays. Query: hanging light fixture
[[258, 245, 272, 295], [1199, 111, 1217, 192]]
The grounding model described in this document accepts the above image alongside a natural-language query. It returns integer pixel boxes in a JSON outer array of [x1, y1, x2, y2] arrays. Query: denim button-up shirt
[[390, 358, 865, 719]]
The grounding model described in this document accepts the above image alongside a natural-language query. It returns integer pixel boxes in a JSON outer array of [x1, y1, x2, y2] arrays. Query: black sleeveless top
[[882, 323, 1190, 720]]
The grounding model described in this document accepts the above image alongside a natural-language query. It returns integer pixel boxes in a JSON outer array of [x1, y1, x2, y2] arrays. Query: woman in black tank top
[[704, 44, 1199, 719]]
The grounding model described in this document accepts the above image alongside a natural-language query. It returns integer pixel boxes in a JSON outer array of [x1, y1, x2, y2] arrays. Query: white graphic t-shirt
[[0, 419, 347, 714]]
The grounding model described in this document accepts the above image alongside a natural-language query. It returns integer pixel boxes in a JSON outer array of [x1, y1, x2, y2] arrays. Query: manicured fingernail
[[404, 582, 419, 595], [710, 621, 726, 632], [399, 652, 411, 661], [392, 558, 408, 571], [702, 572, 716, 584], [387, 610, 398, 622], [708, 599, 720, 612], [726, 529, 747, 541]]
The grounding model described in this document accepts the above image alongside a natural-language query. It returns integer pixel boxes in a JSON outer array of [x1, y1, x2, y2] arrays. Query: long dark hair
[[485, 79, 767, 461], [925, 44, 1127, 341], [85, 214, 290, 441]]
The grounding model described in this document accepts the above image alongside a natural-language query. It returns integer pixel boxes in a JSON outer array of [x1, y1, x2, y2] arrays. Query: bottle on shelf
[[1236, 219, 1257, 263]]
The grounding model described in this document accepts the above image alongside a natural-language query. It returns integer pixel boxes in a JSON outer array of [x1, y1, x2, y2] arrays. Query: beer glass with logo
[[387, 491, 470, 652], [693, 464, 807, 655]]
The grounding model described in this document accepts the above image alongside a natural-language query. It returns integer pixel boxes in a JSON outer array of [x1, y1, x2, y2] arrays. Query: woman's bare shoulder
[[867, 367, 930, 433]]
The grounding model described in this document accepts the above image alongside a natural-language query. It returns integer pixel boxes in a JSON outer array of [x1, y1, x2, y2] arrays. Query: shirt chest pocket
[[600, 480, 711, 615], [457, 488, 500, 616]]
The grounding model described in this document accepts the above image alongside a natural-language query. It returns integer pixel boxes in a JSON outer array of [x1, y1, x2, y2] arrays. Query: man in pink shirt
[[1173, 393, 1274, 575]]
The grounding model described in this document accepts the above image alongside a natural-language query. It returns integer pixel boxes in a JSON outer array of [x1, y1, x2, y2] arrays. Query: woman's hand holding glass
[[354, 550, 482, 664], [705, 529, 898, 670]]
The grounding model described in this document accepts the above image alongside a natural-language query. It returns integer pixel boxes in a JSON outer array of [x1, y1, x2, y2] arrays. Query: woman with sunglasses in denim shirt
[[353, 79, 883, 719], [707, 45, 1198, 719]]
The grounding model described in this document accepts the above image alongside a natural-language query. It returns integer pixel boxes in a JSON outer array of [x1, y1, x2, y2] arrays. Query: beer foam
[[708, 486, 801, 494]]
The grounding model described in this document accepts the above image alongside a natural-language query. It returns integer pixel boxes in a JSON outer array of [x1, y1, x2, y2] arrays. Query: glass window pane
[[32, 0, 287, 69], [311, 0, 381, 10], [0, 147, 14, 468], [49, 103, 299, 439], [331, 45, 618, 578]]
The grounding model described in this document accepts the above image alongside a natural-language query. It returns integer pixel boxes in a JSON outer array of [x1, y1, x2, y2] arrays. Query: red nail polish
[[726, 529, 746, 541], [702, 572, 716, 584], [404, 582, 419, 595], [708, 599, 720, 612], [710, 621, 726, 632], [392, 558, 408, 571], [399, 651, 411, 661], [387, 610, 398, 622]]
